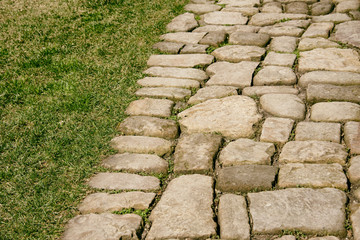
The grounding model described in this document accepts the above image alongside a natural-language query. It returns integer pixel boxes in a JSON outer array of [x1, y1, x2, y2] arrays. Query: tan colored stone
[[349, 156, 360, 185], [199, 32, 226, 47], [355, 188, 360, 201], [270, 36, 297, 52], [218, 0, 260, 7], [193, 25, 259, 34], [135, 87, 190, 101], [229, 32, 270, 46], [351, 207, 360, 240], [188, 86, 237, 104], [249, 13, 308, 26], [166, 12, 198, 32], [144, 66, 207, 81], [273, 19, 311, 28], [263, 52, 296, 67], [153, 42, 183, 53], [260, 117, 294, 144], [311, 2, 333, 15], [212, 45, 266, 62], [333, 21, 360, 48], [295, 121, 341, 143], [254, 66, 296, 86], [203, 11, 248, 25], [125, 98, 173, 118], [344, 121, 360, 154], [184, 3, 222, 14], [147, 54, 214, 68], [312, 13, 352, 23], [258, 26, 304, 37], [298, 71, 360, 87], [222, 6, 259, 16], [275, 235, 296, 240], [335, 0, 360, 13], [310, 102, 360, 122], [262, 2, 283, 13], [302, 22, 334, 38], [308, 237, 340, 240], [181, 44, 210, 54], [298, 37, 340, 51], [307, 84, 360, 103], [160, 32, 206, 44], [137, 77, 200, 89], [285, 1, 308, 14], [242, 86, 299, 96], [260, 94, 305, 120]]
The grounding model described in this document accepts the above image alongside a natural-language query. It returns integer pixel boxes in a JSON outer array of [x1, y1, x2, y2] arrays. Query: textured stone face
[[310, 102, 360, 122], [263, 52, 296, 67], [249, 13, 307, 26], [135, 87, 191, 101], [344, 121, 360, 154], [285, 1, 308, 14], [334, 21, 360, 48], [307, 84, 360, 103], [166, 12, 198, 32], [125, 98, 174, 118], [153, 42, 184, 53], [260, 94, 305, 120], [302, 22, 334, 38], [222, 6, 259, 16], [147, 54, 214, 68], [188, 86, 238, 105], [312, 13, 352, 23], [193, 25, 259, 34], [144, 66, 207, 81], [336, 0, 360, 13], [262, 2, 283, 13], [181, 44, 209, 54], [298, 37, 340, 51], [258, 25, 304, 37], [273, 19, 311, 28], [270, 36, 297, 53], [295, 121, 341, 143], [137, 77, 200, 89], [260, 117, 294, 144], [199, 31, 226, 47], [184, 3, 222, 14], [311, 2, 333, 16], [229, 32, 270, 46], [254, 66, 296, 86], [203, 11, 248, 25], [212, 45, 266, 62], [349, 156, 360, 185], [351, 208, 360, 240], [242, 86, 299, 97], [160, 32, 206, 44], [219, 0, 260, 7], [298, 71, 360, 87]]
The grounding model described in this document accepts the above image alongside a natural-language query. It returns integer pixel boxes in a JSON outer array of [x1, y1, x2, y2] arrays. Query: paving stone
[[188, 86, 238, 104], [102, 153, 168, 174], [259, 25, 304, 37], [308, 237, 340, 240], [277, 0, 316, 3], [218, 194, 250, 240], [174, 133, 222, 173], [299, 48, 360, 73], [152, 42, 183, 53], [229, 32, 270, 46], [260, 94, 305, 120], [219, 138, 275, 166], [273, 19, 311, 28], [222, 6, 259, 16], [144, 67, 208, 81], [206, 61, 259, 88], [199, 32, 226, 47], [78, 192, 156, 214], [260, 117, 295, 144], [191, 0, 215, 3], [147, 54, 214, 68], [180, 44, 209, 54], [263, 52, 296, 67], [216, 165, 277, 192], [298, 71, 360, 87], [63, 213, 142, 240], [333, 21, 360, 48], [193, 25, 259, 34], [160, 32, 206, 44], [110, 136, 172, 156], [135, 87, 191, 101], [203, 11, 248, 25], [212, 45, 266, 62], [302, 22, 334, 38], [312, 13, 352, 23], [344, 121, 360, 154], [355, 188, 360, 201], [311, 2, 333, 15], [184, 3, 222, 14], [218, 0, 260, 7], [88, 172, 160, 191], [285, 2, 309, 14], [311, 102, 360, 122], [274, 235, 296, 240], [254, 66, 296, 86], [350, 10, 360, 20], [249, 13, 308, 26], [137, 77, 200, 89], [307, 84, 360, 103], [243, 86, 299, 96], [248, 188, 347, 235], [125, 98, 173, 118], [179, 96, 262, 139], [166, 12, 198, 32], [270, 36, 297, 52], [295, 121, 341, 143], [278, 163, 347, 190], [147, 175, 216, 239], [335, 0, 360, 13], [351, 208, 360, 240], [262, 2, 283, 13], [349, 156, 360, 185], [279, 140, 348, 165], [298, 37, 339, 51]]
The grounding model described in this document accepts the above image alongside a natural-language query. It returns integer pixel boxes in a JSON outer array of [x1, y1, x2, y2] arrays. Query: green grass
[[0, 0, 187, 238]]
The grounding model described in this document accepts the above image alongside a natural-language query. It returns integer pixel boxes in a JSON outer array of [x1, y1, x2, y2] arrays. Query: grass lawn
[[0, 0, 187, 238]]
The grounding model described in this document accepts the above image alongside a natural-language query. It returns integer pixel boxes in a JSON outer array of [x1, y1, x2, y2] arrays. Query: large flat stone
[[333, 20, 360, 48], [144, 67, 207, 81], [193, 25, 259, 34], [184, 3, 222, 14], [311, 2, 333, 16], [199, 31, 226, 47], [351, 208, 360, 240], [307, 84, 360, 103], [260, 117, 294, 144], [248, 188, 347, 235], [336, 0, 360, 13], [260, 94, 305, 120], [135, 87, 191, 101], [295, 121, 341, 143], [218, 0, 260, 7], [222, 6, 259, 16], [188, 86, 238, 104], [254, 66, 296, 86], [160, 32, 206, 44], [263, 52, 297, 67], [298, 71, 360, 87], [298, 37, 340, 51], [270, 36, 297, 53], [166, 12, 198, 32], [286, 1, 308, 14], [181, 44, 209, 54], [126, 98, 174, 118], [273, 19, 311, 28], [153, 41, 184, 53], [249, 13, 308, 26], [242, 86, 299, 96], [310, 102, 360, 122], [147, 175, 216, 239], [262, 2, 283, 13], [349, 156, 360, 185], [344, 121, 360, 154], [212, 45, 266, 62], [258, 26, 304, 37], [147, 54, 214, 68], [137, 77, 200, 89], [203, 11, 248, 25], [229, 32, 270, 46], [179, 96, 262, 139], [302, 22, 334, 38], [312, 13, 352, 23]]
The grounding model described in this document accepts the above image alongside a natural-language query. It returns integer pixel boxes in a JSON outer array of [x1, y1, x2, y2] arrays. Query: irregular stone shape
[[219, 138, 275, 166], [153, 42, 183, 53], [295, 121, 341, 143], [355, 188, 360, 201], [88, 172, 160, 191], [298, 37, 339, 51], [310, 102, 360, 122], [278, 163, 347, 190], [262, 2, 283, 13], [275, 236, 296, 240], [219, 194, 250, 240], [302, 22, 334, 38], [312, 13, 352, 23], [242, 86, 299, 96], [273, 19, 311, 28], [307, 84, 360, 103], [203, 11, 248, 25], [270, 36, 297, 53], [166, 12, 198, 32], [179, 96, 262, 139], [199, 31, 226, 47], [137, 77, 200, 89], [181, 44, 209, 54], [160, 32, 206, 44], [349, 156, 360, 185], [212, 45, 266, 62], [260, 117, 294, 144], [254, 66, 296, 86], [110, 136, 172, 156], [188, 86, 238, 104], [191, 0, 215, 3], [147, 54, 214, 68], [102, 153, 168, 174], [79, 192, 156, 214], [299, 48, 360, 73], [218, 0, 260, 7], [311, 2, 333, 15], [125, 98, 173, 118], [335, 0, 360, 13], [144, 67, 207, 81], [263, 52, 296, 67], [147, 175, 216, 239], [260, 94, 305, 120], [249, 13, 308, 26], [174, 133, 222, 173], [184, 3, 222, 14], [258, 26, 304, 37], [350, 10, 360, 20], [193, 25, 259, 34], [248, 188, 347, 235], [351, 208, 360, 240], [222, 6, 259, 16], [333, 21, 360, 48], [229, 32, 270, 46], [344, 121, 360, 154], [279, 140, 348, 165], [63, 213, 141, 240], [216, 165, 277, 192], [135, 87, 191, 101], [286, 1, 308, 14], [299, 71, 360, 87], [206, 61, 259, 88], [308, 237, 340, 240]]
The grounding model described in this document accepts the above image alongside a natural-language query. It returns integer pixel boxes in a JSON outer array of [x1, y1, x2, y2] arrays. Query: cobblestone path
[[62, 0, 360, 239]]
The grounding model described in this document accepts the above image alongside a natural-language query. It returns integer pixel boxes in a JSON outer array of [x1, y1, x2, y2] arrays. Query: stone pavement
[[63, 0, 360, 239]]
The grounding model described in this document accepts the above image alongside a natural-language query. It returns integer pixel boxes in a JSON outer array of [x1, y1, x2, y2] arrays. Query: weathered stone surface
[[218, 0, 260, 7], [311, 2, 333, 16], [310, 102, 360, 122], [270, 36, 297, 52], [307, 84, 360, 103], [249, 188, 347, 235], [273, 19, 311, 28], [355, 188, 360, 201], [147, 175, 216, 239], [153, 42, 183, 53], [203, 11, 248, 25], [254, 66, 296, 86], [278, 163, 347, 190], [219, 194, 250, 240], [63, 213, 142, 240], [249, 13, 307, 26], [299, 48, 360, 73], [184, 3, 222, 14], [298, 71, 360, 87], [344, 121, 360, 154], [336, 0, 359, 13], [160, 32, 206, 44], [174, 133, 222, 173], [349, 156, 360, 185], [125, 98, 173, 118], [260, 94, 305, 120], [181, 44, 209, 54], [137, 77, 200, 89], [144, 67, 207, 81], [222, 6, 259, 16], [191, 0, 215, 3], [279, 140, 348, 165], [102, 153, 168, 174], [286, 2, 308, 14], [88, 172, 160, 191], [199, 31, 226, 47], [312, 13, 352, 23], [351, 208, 360, 240], [219, 138, 275, 166], [259, 26, 304, 37], [166, 12, 198, 32], [302, 22, 334, 38], [206, 61, 259, 88], [242, 86, 299, 96], [79, 192, 156, 214], [135, 87, 191, 101], [147, 54, 214, 68], [188, 86, 238, 104], [275, 235, 296, 240], [193, 25, 259, 34], [350, 10, 360, 20], [298, 37, 339, 51], [295, 121, 341, 143], [229, 32, 270, 46], [110, 136, 172, 156], [260, 117, 294, 144], [216, 165, 277, 192], [263, 52, 296, 67], [212, 45, 266, 62], [333, 21, 360, 48], [179, 96, 262, 139], [262, 2, 283, 13], [308, 237, 340, 240]]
